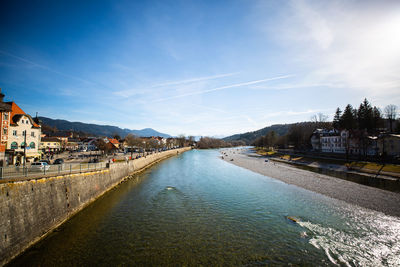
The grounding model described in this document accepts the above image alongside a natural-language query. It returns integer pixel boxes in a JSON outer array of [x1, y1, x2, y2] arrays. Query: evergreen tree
[[357, 98, 373, 131], [372, 106, 383, 133], [333, 107, 342, 129], [341, 104, 356, 130]]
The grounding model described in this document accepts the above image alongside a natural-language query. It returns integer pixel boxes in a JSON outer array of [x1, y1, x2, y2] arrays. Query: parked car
[[53, 158, 64, 164], [31, 162, 50, 171], [89, 158, 99, 163], [39, 159, 50, 165]]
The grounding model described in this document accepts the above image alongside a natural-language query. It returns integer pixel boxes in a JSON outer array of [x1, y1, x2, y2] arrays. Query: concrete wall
[[0, 147, 191, 266]]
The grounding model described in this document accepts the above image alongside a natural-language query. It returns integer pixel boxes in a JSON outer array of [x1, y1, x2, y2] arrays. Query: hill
[[38, 117, 172, 138], [223, 124, 291, 144]]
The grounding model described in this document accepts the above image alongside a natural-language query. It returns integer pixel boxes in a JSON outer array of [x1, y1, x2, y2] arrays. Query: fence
[[0, 162, 108, 180]]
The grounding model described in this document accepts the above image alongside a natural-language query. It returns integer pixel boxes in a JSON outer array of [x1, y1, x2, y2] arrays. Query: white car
[[31, 162, 50, 171]]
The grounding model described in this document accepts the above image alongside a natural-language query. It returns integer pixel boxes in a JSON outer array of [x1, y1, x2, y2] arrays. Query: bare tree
[[384, 104, 398, 132], [125, 134, 144, 157], [187, 136, 195, 146], [96, 138, 110, 156], [177, 134, 186, 147], [311, 113, 329, 123]]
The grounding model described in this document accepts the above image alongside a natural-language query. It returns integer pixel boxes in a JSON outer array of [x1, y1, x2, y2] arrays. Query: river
[[9, 149, 400, 266]]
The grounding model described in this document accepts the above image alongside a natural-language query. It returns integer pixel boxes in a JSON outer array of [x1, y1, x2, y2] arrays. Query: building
[[319, 129, 348, 153], [66, 138, 80, 151], [311, 128, 379, 156], [78, 138, 98, 151], [6, 102, 42, 164], [40, 137, 62, 153], [0, 89, 12, 165], [378, 134, 400, 157], [107, 138, 120, 149]]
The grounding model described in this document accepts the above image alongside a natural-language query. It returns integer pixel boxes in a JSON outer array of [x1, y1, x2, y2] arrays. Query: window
[[11, 142, 18, 149], [30, 142, 35, 149], [22, 131, 26, 136], [3, 128, 7, 135], [3, 113, 8, 120], [21, 142, 26, 148], [31, 132, 35, 137], [13, 130, 17, 136]]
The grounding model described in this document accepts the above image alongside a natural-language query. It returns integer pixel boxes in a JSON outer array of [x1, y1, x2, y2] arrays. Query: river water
[[10, 149, 400, 266]]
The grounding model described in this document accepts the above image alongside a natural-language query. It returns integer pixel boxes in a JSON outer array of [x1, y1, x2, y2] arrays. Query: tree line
[[254, 99, 398, 150], [196, 137, 245, 149]]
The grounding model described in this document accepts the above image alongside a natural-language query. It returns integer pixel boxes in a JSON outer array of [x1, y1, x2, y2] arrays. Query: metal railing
[[0, 162, 108, 180]]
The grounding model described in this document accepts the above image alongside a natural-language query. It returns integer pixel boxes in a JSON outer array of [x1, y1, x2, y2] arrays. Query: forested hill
[[38, 117, 172, 138], [223, 124, 291, 144]]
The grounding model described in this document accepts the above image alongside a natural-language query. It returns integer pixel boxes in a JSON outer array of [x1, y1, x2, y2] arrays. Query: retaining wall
[[0, 147, 191, 266]]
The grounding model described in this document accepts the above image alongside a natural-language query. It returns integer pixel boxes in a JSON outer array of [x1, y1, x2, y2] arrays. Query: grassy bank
[[254, 147, 400, 176]]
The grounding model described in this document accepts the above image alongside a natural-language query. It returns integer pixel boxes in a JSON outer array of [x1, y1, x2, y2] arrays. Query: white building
[[6, 102, 41, 164], [320, 130, 348, 153]]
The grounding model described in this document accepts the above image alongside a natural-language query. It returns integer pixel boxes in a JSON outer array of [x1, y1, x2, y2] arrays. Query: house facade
[[6, 102, 42, 164], [316, 129, 348, 153], [40, 137, 62, 152], [378, 134, 400, 157], [0, 89, 11, 165]]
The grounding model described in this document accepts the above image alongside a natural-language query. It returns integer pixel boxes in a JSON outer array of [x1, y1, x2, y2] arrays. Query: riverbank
[[0, 147, 191, 266], [221, 148, 400, 217]]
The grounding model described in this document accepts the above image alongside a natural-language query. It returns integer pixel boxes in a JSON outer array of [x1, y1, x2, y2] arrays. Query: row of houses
[[0, 89, 42, 166], [311, 129, 400, 157], [0, 89, 182, 166]]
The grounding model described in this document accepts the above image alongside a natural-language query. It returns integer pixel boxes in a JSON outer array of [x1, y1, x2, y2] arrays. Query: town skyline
[[1, 0, 399, 136]]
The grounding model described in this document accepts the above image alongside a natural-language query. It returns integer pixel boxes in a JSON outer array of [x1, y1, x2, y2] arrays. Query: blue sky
[[1, 0, 399, 136]]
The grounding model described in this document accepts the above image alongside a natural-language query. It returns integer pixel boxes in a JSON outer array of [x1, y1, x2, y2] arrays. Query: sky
[[0, 0, 399, 137]]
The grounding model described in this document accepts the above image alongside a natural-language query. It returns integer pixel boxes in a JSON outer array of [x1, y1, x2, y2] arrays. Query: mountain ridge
[[223, 124, 291, 144], [38, 117, 172, 138]]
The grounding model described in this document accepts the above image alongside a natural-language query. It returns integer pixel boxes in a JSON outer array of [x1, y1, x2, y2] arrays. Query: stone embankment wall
[[0, 147, 191, 266]]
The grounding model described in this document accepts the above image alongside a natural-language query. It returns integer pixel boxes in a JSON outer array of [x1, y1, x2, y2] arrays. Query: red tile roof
[[108, 138, 120, 144], [7, 102, 40, 128]]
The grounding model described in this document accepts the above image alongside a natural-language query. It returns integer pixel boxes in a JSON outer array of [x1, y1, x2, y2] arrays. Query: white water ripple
[[298, 211, 400, 267]]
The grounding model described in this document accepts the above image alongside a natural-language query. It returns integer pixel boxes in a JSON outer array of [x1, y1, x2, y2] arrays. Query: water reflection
[[10, 150, 400, 266]]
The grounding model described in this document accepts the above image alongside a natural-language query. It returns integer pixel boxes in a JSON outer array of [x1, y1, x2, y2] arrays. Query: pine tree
[[333, 107, 342, 129], [341, 104, 356, 130], [372, 106, 383, 133], [357, 98, 373, 131]]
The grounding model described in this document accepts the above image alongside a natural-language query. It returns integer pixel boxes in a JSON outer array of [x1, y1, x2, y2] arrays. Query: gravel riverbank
[[221, 148, 400, 217]]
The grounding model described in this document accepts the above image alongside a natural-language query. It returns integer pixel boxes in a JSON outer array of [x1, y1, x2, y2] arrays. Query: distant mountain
[[223, 124, 291, 144], [38, 117, 172, 138]]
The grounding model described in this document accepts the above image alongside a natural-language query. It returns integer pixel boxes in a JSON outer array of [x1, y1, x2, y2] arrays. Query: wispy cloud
[[270, 0, 400, 97], [113, 72, 240, 98], [0, 50, 99, 86], [153, 74, 294, 102], [152, 72, 239, 87]]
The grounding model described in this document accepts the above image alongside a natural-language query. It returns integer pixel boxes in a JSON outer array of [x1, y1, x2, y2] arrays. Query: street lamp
[[21, 130, 27, 167]]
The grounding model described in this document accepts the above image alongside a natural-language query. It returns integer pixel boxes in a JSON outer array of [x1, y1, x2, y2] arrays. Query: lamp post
[[23, 130, 27, 167]]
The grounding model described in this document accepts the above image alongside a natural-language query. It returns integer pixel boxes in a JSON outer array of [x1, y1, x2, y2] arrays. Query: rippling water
[[10, 149, 400, 266]]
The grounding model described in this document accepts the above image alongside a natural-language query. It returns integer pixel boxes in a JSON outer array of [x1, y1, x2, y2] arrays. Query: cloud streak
[[153, 74, 294, 102], [0, 50, 105, 87], [152, 72, 240, 87]]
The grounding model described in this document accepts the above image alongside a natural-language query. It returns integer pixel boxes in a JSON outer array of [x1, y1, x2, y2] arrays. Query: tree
[[263, 130, 277, 149], [311, 113, 329, 123], [341, 104, 357, 130], [333, 108, 342, 129], [96, 138, 110, 155], [384, 104, 398, 132], [125, 134, 143, 157], [372, 106, 383, 133], [177, 134, 186, 147], [187, 136, 195, 146], [357, 98, 373, 131], [112, 133, 121, 140]]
